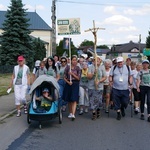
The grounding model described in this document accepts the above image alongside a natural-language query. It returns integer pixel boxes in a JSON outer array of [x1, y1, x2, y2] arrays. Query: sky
[[0, 0, 150, 47]]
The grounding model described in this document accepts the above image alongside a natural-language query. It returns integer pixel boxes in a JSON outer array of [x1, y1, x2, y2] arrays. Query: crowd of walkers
[[8, 54, 150, 122]]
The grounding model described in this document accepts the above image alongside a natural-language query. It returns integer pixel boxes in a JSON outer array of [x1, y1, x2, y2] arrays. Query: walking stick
[[85, 20, 105, 90], [130, 88, 133, 118]]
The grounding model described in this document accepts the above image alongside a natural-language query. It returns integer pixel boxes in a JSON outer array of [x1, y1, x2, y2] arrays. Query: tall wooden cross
[[85, 20, 105, 89]]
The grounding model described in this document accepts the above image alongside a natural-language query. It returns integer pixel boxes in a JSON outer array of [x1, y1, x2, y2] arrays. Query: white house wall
[[0, 29, 52, 57]]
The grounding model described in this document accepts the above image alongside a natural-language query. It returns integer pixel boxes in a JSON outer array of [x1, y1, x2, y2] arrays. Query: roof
[[110, 41, 146, 53], [0, 11, 52, 31]]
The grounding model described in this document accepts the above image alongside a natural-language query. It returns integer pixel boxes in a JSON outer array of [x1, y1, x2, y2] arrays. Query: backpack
[[35, 66, 40, 77], [112, 65, 130, 83]]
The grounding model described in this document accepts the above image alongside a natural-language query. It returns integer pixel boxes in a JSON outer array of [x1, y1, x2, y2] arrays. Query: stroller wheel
[[59, 107, 63, 124], [27, 114, 31, 124], [27, 103, 31, 124], [39, 124, 42, 129]]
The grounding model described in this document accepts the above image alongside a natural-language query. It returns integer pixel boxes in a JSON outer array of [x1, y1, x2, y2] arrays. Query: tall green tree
[[32, 37, 46, 62], [146, 30, 150, 61], [0, 0, 34, 67], [56, 40, 77, 57]]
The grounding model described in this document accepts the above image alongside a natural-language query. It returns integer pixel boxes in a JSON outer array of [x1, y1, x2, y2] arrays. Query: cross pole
[[85, 20, 105, 89]]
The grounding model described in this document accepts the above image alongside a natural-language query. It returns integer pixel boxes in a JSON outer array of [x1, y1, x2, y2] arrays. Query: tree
[[32, 37, 46, 62], [80, 39, 94, 47], [56, 40, 77, 57], [146, 30, 150, 61], [97, 45, 109, 49], [0, 0, 34, 67]]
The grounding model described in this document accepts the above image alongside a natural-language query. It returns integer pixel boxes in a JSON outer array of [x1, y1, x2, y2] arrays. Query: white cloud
[[126, 34, 139, 41], [97, 38, 105, 43], [24, 4, 45, 11], [124, 4, 150, 15], [103, 6, 117, 14], [109, 38, 120, 44], [103, 15, 133, 25], [0, 4, 7, 10], [113, 26, 138, 33], [36, 5, 45, 10]]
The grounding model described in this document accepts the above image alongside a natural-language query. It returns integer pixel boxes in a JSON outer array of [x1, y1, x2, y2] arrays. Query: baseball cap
[[117, 56, 124, 63], [142, 59, 150, 64], [35, 60, 41, 67], [42, 88, 49, 93], [17, 55, 24, 61]]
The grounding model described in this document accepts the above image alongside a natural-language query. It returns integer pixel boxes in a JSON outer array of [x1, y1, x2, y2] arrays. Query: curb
[[0, 108, 17, 122], [0, 101, 30, 122]]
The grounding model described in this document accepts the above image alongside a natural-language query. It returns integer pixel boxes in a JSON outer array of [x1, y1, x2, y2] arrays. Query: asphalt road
[[0, 107, 150, 150]]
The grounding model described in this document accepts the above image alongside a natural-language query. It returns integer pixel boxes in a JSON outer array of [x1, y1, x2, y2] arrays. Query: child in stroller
[[35, 88, 53, 112]]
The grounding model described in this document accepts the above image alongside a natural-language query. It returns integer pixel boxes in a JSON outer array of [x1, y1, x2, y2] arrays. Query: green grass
[[0, 73, 12, 96]]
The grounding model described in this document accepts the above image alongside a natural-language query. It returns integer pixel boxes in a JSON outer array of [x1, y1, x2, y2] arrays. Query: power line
[[57, 0, 150, 8]]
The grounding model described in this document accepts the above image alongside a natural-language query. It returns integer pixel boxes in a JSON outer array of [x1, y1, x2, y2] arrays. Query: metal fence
[[0, 65, 14, 74]]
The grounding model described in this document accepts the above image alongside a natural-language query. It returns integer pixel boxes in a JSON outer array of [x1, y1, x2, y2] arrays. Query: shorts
[[132, 88, 140, 101], [103, 85, 111, 95]]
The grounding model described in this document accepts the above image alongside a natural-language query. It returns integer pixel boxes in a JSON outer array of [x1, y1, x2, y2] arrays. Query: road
[[0, 107, 150, 150]]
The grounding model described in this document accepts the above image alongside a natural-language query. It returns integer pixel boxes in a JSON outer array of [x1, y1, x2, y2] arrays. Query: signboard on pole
[[143, 48, 150, 56], [57, 18, 81, 35]]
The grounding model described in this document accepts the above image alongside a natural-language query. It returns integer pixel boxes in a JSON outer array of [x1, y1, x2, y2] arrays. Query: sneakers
[[147, 116, 150, 122], [79, 110, 83, 115], [68, 113, 73, 118], [16, 110, 21, 117], [72, 115, 75, 121], [105, 107, 109, 113], [140, 114, 145, 120], [68, 113, 75, 120], [134, 107, 140, 114], [116, 112, 121, 120], [84, 108, 88, 113], [24, 105, 28, 114]]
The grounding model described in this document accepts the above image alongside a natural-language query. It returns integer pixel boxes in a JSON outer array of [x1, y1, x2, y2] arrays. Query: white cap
[[117, 57, 124, 63], [142, 59, 150, 64], [35, 60, 41, 67]]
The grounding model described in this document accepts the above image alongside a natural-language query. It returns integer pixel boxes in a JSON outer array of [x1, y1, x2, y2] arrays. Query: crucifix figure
[[85, 20, 105, 89]]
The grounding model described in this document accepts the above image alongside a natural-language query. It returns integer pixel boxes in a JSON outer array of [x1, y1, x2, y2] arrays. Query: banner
[[63, 38, 71, 50], [57, 18, 81, 35]]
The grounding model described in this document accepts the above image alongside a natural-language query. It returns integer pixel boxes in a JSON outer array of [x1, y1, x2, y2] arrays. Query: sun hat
[[117, 56, 124, 63], [142, 59, 150, 64], [17, 55, 24, 61], [42, 88, 49, 93]]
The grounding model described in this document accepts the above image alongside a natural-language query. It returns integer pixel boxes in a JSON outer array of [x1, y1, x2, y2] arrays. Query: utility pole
[[51, 0, 56, 56], [85, 20, 105, 89], [138, 34, 142, 62]]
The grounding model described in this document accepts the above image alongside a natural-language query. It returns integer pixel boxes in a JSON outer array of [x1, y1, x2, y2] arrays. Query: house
[[0, 11, 53, 57], [77, 46, 111, 59], [107, 41, 146, 62]]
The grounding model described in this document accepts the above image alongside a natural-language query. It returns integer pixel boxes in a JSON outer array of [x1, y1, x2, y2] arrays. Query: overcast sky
[[0, 0, 150, 47]]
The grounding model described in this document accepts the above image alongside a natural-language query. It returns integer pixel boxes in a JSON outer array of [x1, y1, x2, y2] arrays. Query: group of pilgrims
[[31, 54, 150, 122]]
